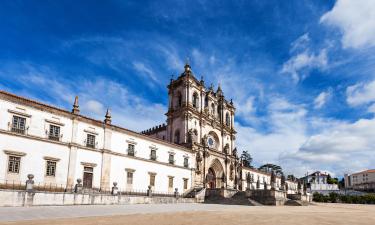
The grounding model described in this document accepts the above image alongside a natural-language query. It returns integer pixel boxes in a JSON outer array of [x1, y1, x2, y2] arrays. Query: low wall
[[0, 189, 196, 207]]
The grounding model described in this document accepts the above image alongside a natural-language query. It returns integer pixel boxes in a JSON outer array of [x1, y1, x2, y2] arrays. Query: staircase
[[204, 190, 262, 206], [183, 187, 204, 198]]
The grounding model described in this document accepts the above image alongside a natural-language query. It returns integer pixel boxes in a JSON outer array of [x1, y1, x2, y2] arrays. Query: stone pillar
[[74, 178, 83, 193], [100, 127, 112, 191], [67, 118, 79, 188], [25, 174, 34, 193], [147, 185, 152, 197], [25, 174, 35, 206], [174, 188, 179, 198]]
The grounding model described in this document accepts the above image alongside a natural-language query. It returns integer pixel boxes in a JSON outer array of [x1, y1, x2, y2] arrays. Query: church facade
[[0, 64, 298, 195]]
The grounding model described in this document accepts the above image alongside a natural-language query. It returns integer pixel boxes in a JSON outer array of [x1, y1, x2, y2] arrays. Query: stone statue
[[229, 164, 234, 181], [196, 151, 202, 173]]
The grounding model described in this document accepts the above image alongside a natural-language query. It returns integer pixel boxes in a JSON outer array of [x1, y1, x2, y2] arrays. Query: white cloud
[[314, 90, 332, 109], [346, 80, 375, 106], [320, 0, 375, 49], [0, 63, 166, 132], [132, 61, 158, 83], [281, 49, 328, 83]]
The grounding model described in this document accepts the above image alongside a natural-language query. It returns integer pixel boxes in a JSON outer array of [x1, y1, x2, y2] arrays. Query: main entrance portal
[[207, 168, 216, 188], [206, 158, 225, 189]]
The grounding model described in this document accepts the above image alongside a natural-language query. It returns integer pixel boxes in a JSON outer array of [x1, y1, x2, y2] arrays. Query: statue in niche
[[229, 164, 234, 181], [196, 151, 202, 173]]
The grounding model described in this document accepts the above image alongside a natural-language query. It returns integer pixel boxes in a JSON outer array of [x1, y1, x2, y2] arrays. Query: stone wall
[[0, 189, 196, 207]]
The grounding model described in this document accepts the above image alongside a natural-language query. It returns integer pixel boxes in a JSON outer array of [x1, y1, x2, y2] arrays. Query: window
[[168, 177, 174, 188], [8, 156, 20, 173], [192, 92, 199, 109], [225, 112, 230, 127], [150, 149, 157, 160], [174, 130, 180, 144], [149, 173, 156, 186], [127, 171, 133, 185], [183, 178, 188, 190], [11, 116, 26, 134], [204, 96, 208, 108], [169, 154, 174, 165], [86, 134, 96, 148], [177, 92, 182, 108], [211, 103, 215, 115], [128, 144, 135, 156], [48, 125, 60, 141], [184, 157, 189, 168], [46, 161, 57, 176]]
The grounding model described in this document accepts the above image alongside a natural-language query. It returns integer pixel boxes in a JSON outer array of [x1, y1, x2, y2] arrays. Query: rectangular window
[[86, 134, 96, 148], [8, 156, 21, 173], [48, 125, 60, 141], [46, 161, 57, 176], [11, 116, 26, 134], [168, 154, 174, 164], [149, 174, 156, 186], [184, 158, 189, 168], [150, 149, 157, 160], [127, 171, 133, 185], [168, 177, 174, 188], [128, 144, 135, 156], [183, 178, 188, 190]]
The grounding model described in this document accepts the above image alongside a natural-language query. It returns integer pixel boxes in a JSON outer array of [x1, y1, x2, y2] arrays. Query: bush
[[313, 192, 375, 204]]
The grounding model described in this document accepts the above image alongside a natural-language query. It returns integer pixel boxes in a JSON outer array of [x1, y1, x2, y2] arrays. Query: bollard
[[111, 182, 119, 195]]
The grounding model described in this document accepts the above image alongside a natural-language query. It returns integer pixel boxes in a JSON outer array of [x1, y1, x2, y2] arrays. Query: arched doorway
[[207, 168, 216, 189], [206, 158, 225, 189]]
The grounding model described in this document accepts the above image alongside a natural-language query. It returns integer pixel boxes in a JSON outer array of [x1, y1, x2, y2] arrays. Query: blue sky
[[1, 0, 375, 177]]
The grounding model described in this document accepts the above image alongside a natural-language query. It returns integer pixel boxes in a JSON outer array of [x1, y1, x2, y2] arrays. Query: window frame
[[45, 160, 57, 177], [7, 155, 21, 174], [11, 115, 26, 134], [48, 124, 61, 141], [86, 134, 96, 148]]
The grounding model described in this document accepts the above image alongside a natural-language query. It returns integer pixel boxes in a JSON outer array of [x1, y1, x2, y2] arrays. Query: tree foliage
[[241, 151, 253, 168], [258, 163, 283, 175]]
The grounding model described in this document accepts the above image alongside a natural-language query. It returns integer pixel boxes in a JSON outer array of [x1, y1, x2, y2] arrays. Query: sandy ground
[[1, 203, 374, 225]]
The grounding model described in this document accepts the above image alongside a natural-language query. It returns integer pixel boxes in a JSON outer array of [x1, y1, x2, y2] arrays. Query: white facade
[[0, 91, 195, 193], [240, 167, 300, 194]]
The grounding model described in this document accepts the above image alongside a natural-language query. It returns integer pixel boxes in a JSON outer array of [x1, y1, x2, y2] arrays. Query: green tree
[[241, 151, 253, 168], [258, 163, 283, 175]]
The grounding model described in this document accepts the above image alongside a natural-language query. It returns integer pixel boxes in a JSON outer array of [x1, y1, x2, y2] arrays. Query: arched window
[[204, 96, 208, 108], [177, 92, 182, 108], [225, 112, 230, 127], [211, 103, 215, 115], [174, 130, 180, 144], [217, 105, 221, 118], [192, 92, 199, 109]]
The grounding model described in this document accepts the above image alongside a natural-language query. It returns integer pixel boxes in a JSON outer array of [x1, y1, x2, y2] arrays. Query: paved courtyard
[[0, 203, 374, 225]]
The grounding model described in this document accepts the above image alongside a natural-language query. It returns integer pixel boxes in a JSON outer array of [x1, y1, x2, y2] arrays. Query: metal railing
[[11, 127, 25, 134], [0, 180, 194, 198]]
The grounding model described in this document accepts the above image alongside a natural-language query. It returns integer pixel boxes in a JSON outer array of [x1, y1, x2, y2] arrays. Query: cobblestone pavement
[[0, 203, 246, 222]]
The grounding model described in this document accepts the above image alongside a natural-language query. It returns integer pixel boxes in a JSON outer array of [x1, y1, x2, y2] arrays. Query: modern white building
[[300, 171, 338, 192]]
